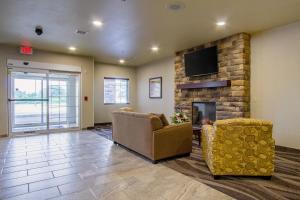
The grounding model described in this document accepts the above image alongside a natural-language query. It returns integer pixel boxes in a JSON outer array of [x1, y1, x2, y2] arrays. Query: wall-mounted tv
[[184, 46, 218, 76]]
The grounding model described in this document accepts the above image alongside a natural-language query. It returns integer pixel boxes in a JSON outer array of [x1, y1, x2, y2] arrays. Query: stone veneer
[[175, 33, 250, 120]]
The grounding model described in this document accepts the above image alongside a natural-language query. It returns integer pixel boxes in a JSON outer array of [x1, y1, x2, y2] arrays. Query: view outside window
[[12, 73, 47, 128], [104, 78, 129, 104], [48, 73, 79, 129]]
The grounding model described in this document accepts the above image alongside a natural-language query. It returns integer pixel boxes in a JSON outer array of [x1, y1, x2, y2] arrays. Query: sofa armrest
[[154, 122, 192, 135], [152, 122, 193, 161]]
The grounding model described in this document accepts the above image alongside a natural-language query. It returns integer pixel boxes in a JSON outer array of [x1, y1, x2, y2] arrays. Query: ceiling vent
[[75, 29, 88, 35], [166, 1, 185, 11]]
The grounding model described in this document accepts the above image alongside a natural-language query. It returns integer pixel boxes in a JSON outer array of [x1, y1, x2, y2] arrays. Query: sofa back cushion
[[120, 107, 134, 112]]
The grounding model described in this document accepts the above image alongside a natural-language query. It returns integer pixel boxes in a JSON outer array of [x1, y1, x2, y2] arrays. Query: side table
[[192, 126, 202, 146]]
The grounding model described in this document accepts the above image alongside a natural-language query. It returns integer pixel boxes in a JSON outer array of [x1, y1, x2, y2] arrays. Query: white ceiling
[[0, 0, 300, 66]]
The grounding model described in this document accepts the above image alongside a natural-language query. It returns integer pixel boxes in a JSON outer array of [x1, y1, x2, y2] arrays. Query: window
[[104, 77, 129, 104]]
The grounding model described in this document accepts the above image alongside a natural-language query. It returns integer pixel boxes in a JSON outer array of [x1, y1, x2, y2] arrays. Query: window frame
[[103, 77, 130, 105]]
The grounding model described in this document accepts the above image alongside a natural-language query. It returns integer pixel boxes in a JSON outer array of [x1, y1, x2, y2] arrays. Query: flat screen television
[[184, 46, 218, 76]]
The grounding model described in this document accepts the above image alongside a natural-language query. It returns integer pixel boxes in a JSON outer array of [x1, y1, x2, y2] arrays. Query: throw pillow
[[150, 116, 164, 131], [150, 113, 169, 126]]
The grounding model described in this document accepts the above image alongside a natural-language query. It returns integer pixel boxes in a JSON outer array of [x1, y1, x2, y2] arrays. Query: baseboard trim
[[94, 122, 112, 126], [275, 145, 300, 152], [82, 127, 95, 130]]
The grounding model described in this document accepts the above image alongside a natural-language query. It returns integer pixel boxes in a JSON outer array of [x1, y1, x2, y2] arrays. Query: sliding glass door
[[8, 68, 80, 135], [8, 70, 48, 133], [48, 73, 80, 130]]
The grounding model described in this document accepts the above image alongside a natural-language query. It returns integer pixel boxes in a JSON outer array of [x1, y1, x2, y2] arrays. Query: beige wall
[[0, 44, 94, 136], [251, 21, 300, 149], [136, 57, 175, 119], [94, 63, 137, 123]]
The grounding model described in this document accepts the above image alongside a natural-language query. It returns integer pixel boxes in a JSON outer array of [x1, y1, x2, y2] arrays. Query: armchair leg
[[152, 160, 158, 164]]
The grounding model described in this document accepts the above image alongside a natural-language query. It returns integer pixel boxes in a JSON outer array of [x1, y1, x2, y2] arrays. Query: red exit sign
[[20, 46, 33, 55]]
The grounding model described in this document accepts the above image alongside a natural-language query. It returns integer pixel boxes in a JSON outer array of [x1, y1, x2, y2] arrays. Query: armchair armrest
[[202, 125, 216, 145], [201, 125, 216, 173], [152, 122, 193, 160]]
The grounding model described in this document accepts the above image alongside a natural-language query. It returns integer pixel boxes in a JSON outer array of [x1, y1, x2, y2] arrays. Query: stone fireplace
[[175, 33, 250, 121]]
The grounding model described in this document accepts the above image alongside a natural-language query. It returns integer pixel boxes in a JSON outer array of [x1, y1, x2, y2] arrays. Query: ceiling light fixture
[[216, 21, 226, 26], [151, 46, 159, 52], [119, 59, 125, 64], [93, 20, 103, 27], [69, 46, 77, 51]]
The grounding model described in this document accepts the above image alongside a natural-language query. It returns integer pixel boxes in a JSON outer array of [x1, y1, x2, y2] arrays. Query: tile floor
[[0, 131, 232, 200]]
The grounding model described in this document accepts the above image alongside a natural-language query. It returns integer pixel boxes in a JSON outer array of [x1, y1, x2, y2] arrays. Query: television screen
[[184, 46, 218, 76]]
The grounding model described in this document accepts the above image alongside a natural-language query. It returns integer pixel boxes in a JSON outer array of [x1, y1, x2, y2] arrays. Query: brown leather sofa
[[112, 111, 193, 163]]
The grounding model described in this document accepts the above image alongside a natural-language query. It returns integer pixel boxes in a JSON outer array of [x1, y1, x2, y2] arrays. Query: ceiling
[[0, 0, 300, 66]]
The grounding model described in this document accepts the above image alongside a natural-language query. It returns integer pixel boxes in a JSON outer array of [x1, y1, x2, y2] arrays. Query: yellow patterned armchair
[[202, 118, 275, 179]]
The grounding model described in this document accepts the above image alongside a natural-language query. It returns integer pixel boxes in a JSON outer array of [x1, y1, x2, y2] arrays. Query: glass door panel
[[9, 71, 48, 133], [49, 73, 80, 130]]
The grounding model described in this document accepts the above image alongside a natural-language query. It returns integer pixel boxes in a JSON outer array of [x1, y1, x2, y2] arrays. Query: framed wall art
[[149, 77, 162, 98]]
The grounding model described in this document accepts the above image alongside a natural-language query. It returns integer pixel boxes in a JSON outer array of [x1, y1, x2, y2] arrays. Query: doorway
[[8, 68, 80, 135]]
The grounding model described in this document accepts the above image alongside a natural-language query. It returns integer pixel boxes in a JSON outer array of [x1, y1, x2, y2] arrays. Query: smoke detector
[[166, 1, 185, 11], [75, 29, 88, 35]]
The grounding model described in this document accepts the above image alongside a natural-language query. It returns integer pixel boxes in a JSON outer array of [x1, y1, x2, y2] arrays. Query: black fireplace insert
[[192, 102, 216, 127]]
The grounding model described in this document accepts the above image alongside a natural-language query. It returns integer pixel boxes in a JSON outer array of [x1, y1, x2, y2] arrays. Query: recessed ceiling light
[[216, 21, 226, 26], [151, 46, 159, 52], [69, 46, 76, 51], [119, 59, 125, 64], [93, 20, 103, 27]]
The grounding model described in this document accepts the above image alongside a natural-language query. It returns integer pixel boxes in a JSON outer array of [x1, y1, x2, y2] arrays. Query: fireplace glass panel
[[192, 102, 216, 127]]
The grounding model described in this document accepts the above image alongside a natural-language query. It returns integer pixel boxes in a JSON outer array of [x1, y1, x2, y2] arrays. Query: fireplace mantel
[[177, 80, 231, 90]]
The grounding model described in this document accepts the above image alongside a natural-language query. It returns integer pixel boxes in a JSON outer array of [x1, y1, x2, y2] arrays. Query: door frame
[[7, 67, 81, 137]]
